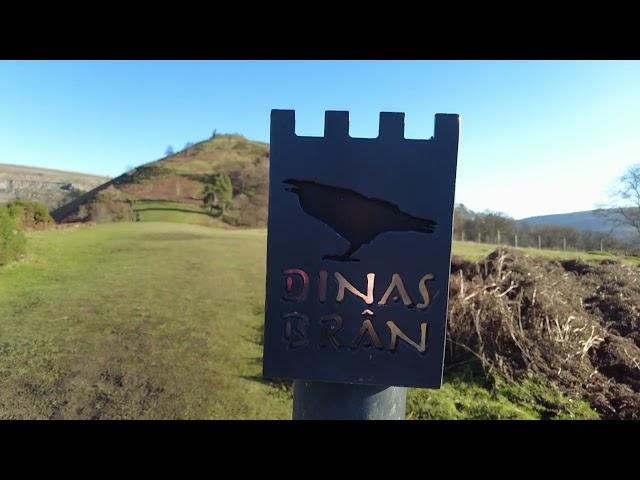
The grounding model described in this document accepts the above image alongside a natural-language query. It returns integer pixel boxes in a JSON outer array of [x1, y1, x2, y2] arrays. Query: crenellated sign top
[[270, 110, 459, 143]]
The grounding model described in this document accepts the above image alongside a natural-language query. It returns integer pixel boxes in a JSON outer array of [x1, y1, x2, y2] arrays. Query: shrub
[[0, 205, 27, 266], [235, 194, 268, 227], [85, 187, 134, 223], [7, 200, 53, 228], [203, 174, 234, 216]]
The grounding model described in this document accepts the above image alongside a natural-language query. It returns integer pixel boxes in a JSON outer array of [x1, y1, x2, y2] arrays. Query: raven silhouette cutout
[[284, 179, 437, 262]]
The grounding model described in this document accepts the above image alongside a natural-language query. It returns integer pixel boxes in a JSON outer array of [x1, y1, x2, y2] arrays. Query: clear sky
[[1, 60, 639, 219]]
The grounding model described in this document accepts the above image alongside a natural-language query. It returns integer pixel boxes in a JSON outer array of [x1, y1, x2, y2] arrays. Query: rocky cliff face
[[0, 164, 110, 209]]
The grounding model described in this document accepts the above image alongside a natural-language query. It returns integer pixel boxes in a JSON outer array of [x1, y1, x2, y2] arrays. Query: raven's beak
[[283, 179, 298, 193]]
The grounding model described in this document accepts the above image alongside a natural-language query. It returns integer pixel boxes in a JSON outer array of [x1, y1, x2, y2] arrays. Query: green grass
[[0, 223, 601, 419], [407, 365, 598, 420], [133, 201, 226, 228], [0, 223, 288, 419], [452, 240, 640, 265]]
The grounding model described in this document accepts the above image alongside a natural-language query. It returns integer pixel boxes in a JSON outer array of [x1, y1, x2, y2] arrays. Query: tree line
[[453, 204, 625, 253]]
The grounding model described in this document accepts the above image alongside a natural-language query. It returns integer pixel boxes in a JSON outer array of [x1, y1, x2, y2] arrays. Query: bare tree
[[600, 164, 640, 239]]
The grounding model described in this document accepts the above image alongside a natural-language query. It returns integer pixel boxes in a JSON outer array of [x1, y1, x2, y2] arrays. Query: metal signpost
[[263, 110, 460, 419]]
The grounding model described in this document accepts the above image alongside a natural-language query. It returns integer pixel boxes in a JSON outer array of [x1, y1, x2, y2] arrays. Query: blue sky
[[1, 60, 639, 219]]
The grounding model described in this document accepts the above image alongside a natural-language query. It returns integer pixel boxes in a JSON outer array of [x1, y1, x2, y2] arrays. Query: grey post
[[293, 380, 407, 420]]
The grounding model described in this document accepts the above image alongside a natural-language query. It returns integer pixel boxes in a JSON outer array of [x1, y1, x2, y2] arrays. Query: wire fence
[[454, 229, 613, 253]]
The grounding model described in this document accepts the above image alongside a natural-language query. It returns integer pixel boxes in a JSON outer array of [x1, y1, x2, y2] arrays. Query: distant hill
[[52, 134, 269, 227], [0, 164, 110, 210], [518, 209, 636, 240]]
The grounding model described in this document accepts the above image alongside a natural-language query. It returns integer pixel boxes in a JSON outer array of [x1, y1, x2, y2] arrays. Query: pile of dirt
[[447, 248, 640, 419]]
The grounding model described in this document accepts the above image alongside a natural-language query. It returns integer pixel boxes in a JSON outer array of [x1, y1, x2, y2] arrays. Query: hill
[[518, 209, 635, 240], [0, 163, 110, 210], [52, 134, 269, 227]]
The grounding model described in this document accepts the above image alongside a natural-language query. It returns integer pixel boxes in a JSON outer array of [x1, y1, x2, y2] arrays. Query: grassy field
[[0, 223, 599, 419], [452, 240, 640, 265], [133, 201, 227, 228], [0, 223, 289, 419]]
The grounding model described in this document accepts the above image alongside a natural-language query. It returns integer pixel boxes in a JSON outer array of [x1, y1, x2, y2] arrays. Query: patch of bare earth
[[122, 175, 203, 203], [0, 326, 181, 420]]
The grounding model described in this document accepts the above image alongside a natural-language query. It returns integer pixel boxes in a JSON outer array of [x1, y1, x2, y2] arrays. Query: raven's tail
[[412, 218, 437, 234]]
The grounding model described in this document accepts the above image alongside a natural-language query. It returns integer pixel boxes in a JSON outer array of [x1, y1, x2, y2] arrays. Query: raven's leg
[[341, 243, 360, 260], [323, 243, 361, 262]]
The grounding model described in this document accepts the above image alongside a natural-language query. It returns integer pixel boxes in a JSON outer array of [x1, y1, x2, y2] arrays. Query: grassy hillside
[[518, 209, 636, 240], [52, 134, 269, 228], [0, 223, 598, 419]]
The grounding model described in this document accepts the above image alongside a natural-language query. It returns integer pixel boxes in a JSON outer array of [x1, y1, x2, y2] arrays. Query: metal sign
[[263, 110, 459, 388]]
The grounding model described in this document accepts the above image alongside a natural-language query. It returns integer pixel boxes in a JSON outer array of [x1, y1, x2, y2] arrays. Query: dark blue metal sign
[[263, 110, 459, 388]]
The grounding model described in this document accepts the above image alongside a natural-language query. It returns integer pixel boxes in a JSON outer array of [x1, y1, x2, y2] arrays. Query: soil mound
[[447, 247, 640, 419]]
